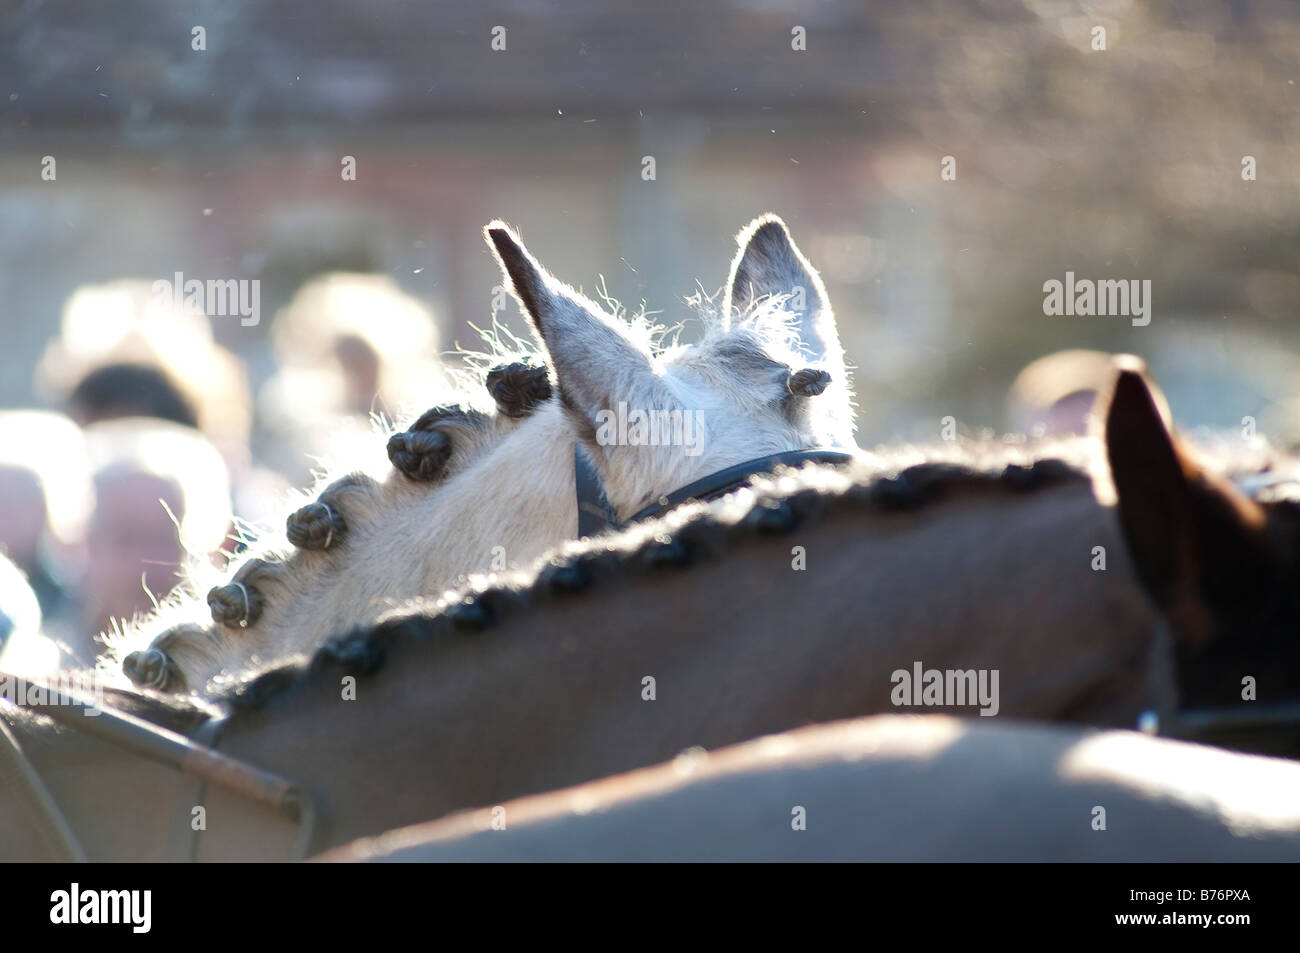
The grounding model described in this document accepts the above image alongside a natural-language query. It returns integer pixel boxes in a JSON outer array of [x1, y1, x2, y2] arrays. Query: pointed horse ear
[[722, 214, 843, 373], [1101, 356, 1268, 642], [1100, 359, 1190, 607], [484, 221, 653, 433]]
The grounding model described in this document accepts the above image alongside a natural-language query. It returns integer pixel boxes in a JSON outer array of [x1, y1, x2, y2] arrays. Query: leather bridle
[[1142, 702, 1300, 755], [573, 445, 857, 538], [0, 678, 318, 862], [1136, 619, 1300, 757]]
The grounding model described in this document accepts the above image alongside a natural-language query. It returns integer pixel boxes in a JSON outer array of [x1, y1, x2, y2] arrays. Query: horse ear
[[485, 222, 654, 429], [1102, 358, 1268, 639], [1101, 360, 1188, 606], [722, 215, 843, 375]]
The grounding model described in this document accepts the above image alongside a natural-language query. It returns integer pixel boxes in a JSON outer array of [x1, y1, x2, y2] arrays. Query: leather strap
[[574, 444, 855, 538], [626, 449, 854, 525], [170, 712, 229, 862], [574, 445, 622, 538], [0, 706, 87, 861]]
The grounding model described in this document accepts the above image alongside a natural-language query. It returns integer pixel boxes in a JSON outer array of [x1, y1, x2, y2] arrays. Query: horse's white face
[[487, 214, 856, 517]]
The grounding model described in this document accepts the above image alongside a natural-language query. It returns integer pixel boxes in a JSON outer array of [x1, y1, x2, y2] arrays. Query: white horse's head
[[487, 214, 855, 518], [116, 214, 857, 695]]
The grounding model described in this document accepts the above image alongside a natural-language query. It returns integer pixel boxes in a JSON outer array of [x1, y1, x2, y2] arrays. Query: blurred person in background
[[256, 272, 443, 484], [79, 417, 232, 663], [67, 361, 200, 429], [0, 552, 55, 677], [0, 411, 92, 643], [37, 279, 251, 460], [1005, 350, 1116, 438], [37, 278, 288, 541]]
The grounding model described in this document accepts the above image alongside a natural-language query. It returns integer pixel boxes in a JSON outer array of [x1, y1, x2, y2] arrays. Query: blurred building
[[2, 0, 1299, 450]]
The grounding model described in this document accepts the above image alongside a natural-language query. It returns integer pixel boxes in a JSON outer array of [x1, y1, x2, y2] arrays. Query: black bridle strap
[[628, 449, 856, 524], [574, 445, 855, 538], [1158, 701, 1300, 738], [574, 446, 622, 539], [1138, 621, 1300, 753]]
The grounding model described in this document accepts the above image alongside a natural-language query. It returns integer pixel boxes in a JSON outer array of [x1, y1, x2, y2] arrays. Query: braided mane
[[208, 439, 1094, 714], [46, 429, 1296, 733]]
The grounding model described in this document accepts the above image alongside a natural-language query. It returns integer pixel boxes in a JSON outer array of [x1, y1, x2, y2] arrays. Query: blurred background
[[2, 0, 1300, 663]]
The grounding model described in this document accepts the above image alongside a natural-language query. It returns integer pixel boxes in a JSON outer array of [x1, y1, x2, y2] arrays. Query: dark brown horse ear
[[1101, 360, 1187, 606], [1102, 358, 1266, 639]]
